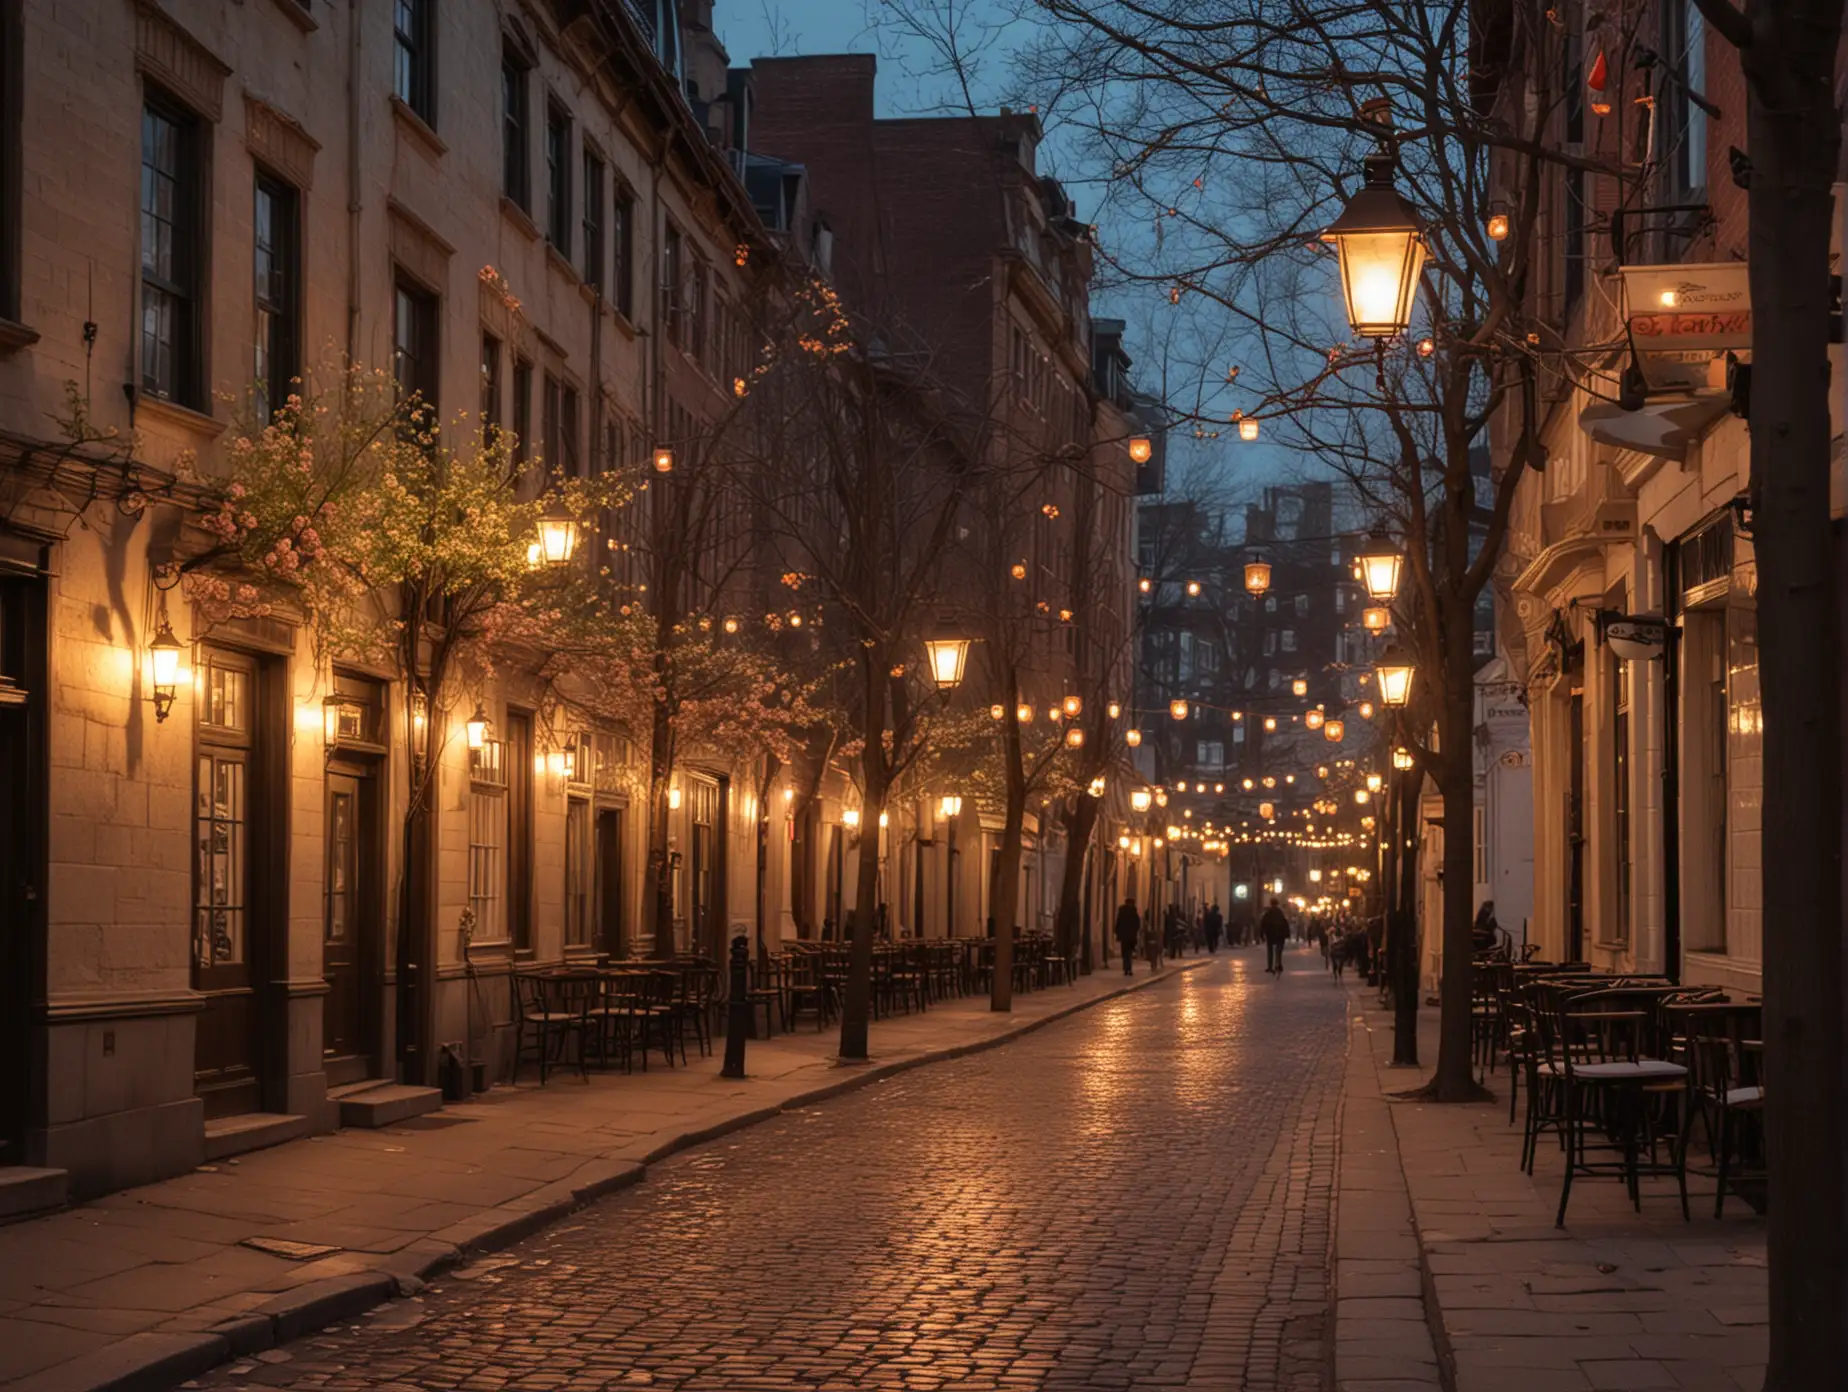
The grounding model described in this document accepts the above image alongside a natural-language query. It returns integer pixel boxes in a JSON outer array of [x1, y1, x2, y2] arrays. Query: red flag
[[1587, 50, 1611, 116]]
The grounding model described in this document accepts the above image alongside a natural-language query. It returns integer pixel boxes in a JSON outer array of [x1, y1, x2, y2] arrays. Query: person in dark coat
[[1260, 898, 1290, 975], [1113, 894, 1142, 976], [1204, 902, 1224, 953]]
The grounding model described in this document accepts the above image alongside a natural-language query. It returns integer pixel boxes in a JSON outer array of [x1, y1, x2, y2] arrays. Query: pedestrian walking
[[1260, 898, 1290, 976], [1113, 894, 1141, 977], [1204, 902, 1223, 953]]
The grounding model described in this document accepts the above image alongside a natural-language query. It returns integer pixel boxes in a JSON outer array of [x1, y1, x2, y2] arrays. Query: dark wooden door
[[0, 567, 46, 1165], [322, 767, 378, 1085], [595, 805, 625, 956], [193, 650, 264, 1119]]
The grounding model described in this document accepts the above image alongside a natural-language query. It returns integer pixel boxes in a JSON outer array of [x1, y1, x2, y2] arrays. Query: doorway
[[0, 560, 46, 1165], [595, 804, 626, 955], [192, 647, 273, 1120], [322, 762, 381, 1085]]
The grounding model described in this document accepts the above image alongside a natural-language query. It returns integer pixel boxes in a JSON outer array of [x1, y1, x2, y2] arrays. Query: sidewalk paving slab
[[1342, 988, 1767, 1392], [2, 961, 1203, 1392]]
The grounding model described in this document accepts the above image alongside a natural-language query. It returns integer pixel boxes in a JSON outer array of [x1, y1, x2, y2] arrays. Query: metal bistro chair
[[513, 971, 594, 1085], [744, 954, 785, 1038], [1680, 1003, 1765, 1218], [1551, 992, 1690, 1228], [677, 962, 720, 1058]]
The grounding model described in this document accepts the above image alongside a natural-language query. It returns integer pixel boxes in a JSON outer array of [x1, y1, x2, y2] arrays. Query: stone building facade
[[0, 0, 785, 1199]]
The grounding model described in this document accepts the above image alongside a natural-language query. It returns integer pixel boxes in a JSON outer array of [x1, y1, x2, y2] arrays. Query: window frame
[[581, 149, 605, 291], [612, 184, 636, 319], [140, 91, 205, 408], [511, 356, 533, 464], [544, 100, 572, 253], [253, 170, 301, 424], [391, 273, 440, 421], [393, 0, 435, 126], [501, 48, 529, 210], [480, 332, 502, 434]]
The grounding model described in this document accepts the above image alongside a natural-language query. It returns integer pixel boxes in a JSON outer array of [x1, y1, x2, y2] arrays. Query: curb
[[1331, 993, 1447, 1391], [28, 960, 1208, 1392]]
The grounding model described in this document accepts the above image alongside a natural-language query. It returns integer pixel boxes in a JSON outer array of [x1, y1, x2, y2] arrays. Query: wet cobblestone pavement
[[193, 949, 1347, 1391]]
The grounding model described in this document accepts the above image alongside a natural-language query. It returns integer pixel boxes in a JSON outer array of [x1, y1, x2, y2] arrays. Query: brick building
[[746, 54, 1145, 945]]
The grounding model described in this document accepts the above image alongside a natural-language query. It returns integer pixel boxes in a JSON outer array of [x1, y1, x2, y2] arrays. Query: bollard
[[721, 932, 751, 1079]]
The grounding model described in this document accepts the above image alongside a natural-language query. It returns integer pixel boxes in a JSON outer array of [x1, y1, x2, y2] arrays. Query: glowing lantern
[[1244, 556, 1272, 595], [1322, 147, 1427, 338]]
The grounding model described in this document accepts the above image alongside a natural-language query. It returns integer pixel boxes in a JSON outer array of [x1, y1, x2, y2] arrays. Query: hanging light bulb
[[1263, 715, 1277, 732], [1065, 727, 1085, 749], [1244, 556, 1272, 595], [1292, 677, 1308, 697], [1107, 701, 1121, 720], [1305, 708, 1325, 731], [1363, 605, 1391, 632], [1125, 728, 1143, 747], [1169, 698, 1189, 720], [1062, 694, 1082, 717], [652, 446, 675, 474], [990, 703, 1006, 721], [1017, 703, 1034, 724], [1324, 719, 1346, 742], [1238, 417, 1260, 442]]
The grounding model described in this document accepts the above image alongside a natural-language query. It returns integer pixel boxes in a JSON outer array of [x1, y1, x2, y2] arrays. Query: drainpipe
[[346, 0, 363, 364]]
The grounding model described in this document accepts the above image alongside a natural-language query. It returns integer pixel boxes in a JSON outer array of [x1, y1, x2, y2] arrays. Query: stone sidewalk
[[2, 960, 1203, 1392], [1336, 988, 1768, 1392]]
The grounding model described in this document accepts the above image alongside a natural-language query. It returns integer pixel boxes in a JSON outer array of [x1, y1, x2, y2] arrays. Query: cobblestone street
[[190, 950, 1347, 1392]]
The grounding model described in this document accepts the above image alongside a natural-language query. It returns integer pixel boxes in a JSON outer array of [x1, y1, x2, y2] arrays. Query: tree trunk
[[990, 692, 1027, 1012], [647, 699, 676, 960], [1731, 9, 1846, 1377], [1429, 620, 1487, 1101], [1054, 795, 1100, 967], [837, 655, 886, 1061]]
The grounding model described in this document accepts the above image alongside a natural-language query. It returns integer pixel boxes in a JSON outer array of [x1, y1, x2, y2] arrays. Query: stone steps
[[0, 1166, 68, 1224], [330, 1080, 444, 1129], [202, 1112, 311, 1162]]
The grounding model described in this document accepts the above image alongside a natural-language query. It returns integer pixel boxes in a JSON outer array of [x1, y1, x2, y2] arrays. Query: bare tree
[[872, 0, 1590, 1101], [735, 277, 979, 1060]]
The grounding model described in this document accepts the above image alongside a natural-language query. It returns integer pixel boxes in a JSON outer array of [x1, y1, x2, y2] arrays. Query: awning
[[1579, 392, 1733, 459]]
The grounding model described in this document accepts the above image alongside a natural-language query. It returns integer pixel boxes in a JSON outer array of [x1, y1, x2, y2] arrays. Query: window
[[1281, 630, 1297, 653], [195, 654, 253, 970], [393, 0, 433, 124], [467, 784, 504, 942], [1294, 594, 1309, 617], [501, 50, 528, 208], [545, 103, 571, 251], [543, 373, 580, 477], [582, 151, 605, 290], [392, 277, 438, 419], [480, 334, 502, 433], [687, 257, 708, 361], [511, 357, 533, 462], [662, 222, 683, 345], [253, 173, 300, 423], [612, 185, 635, 319], [565, 798, 591, 949], [141, 96, 202, 406], [1664, 1, 1707, 197]]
